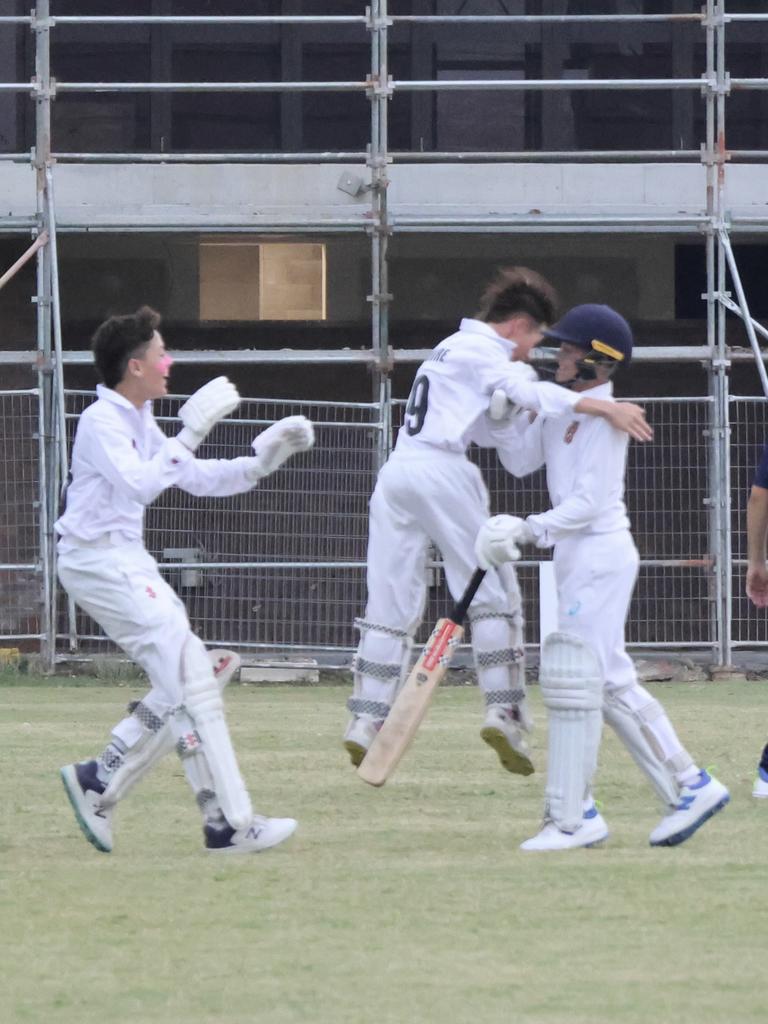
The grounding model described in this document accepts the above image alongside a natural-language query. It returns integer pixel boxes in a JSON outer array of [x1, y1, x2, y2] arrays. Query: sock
[[676, 764, 702, 788], [96, 737, 128, 785]]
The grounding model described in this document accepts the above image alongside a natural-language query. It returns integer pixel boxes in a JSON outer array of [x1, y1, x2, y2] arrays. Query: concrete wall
[[1, 162, 767, 227], [1, 160, 766, 344]]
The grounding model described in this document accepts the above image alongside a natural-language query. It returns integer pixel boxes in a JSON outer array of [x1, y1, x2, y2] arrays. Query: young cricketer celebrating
[[345, 269, 653, 775], [57, 306, 314, 855], [475, 304, 730, 850]]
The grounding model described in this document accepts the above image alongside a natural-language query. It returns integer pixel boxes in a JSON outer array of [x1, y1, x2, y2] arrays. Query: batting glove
[[177, 376, 240, 452], [474, 514, 535, 569], [248, 415, 315, 479]]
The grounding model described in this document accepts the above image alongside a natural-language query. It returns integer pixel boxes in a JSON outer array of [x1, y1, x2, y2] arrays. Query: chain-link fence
[[2, 386, 764, 663]]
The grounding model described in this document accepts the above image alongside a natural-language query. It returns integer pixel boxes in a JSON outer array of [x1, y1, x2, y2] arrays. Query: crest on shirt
[[564, 421, 580, 444]]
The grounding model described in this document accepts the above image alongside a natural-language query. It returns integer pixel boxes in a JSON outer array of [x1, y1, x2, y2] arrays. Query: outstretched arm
[[574, 397, 652, 442], [747, 484, 768, 608]]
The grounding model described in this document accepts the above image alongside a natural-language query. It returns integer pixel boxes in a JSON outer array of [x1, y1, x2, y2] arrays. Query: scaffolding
[[1, 1, 767, 669]]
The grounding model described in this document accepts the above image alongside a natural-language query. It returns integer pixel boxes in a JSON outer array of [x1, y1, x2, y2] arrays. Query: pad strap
[[475, 647, 523, 668], [484, 688, 526, 707], [354, 617, 410, 639], [352, 655, 402, 682], [347, 697, 390, 719]]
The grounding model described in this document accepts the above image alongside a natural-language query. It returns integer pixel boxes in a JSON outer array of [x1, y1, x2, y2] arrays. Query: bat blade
[[356, 617, 464, 787]]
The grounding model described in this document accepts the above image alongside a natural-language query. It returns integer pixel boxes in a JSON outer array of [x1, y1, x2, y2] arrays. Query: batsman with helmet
[[344, 270, 653, 776], [475, 304, 730, 850]]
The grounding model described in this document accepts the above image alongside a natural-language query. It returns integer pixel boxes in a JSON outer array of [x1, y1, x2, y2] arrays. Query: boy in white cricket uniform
[[58, 306, 314, 855], [344, 269, 653, 773], [475, 304, 730, 850]]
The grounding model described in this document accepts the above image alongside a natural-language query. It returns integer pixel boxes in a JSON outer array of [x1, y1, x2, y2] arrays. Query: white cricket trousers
[[367, 449, 520, 622], [355, 448, 524, 708], [552, 530, 639, 693], [58, 540, 196, 743]]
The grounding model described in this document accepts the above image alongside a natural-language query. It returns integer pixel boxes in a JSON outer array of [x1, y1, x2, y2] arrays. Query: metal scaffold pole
[[32, 0, 58, 671], [708, 0, 732, 669], [368, 0, 393, 470]]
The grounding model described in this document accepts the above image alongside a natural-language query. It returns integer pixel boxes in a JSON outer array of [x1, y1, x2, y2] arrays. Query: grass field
[[1, 676, 766, 1024]]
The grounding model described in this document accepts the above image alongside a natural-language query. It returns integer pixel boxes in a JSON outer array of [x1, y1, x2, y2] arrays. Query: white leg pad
[[539, 632, 604, 833], [100, 649, 241, 810], [609, 683, 695, 777], [602, 691, 679, 808], [470, 610, 526, 705], [349, 618, 412, 719], [173, 708, 226, 824], [181, 638, 252, 830]]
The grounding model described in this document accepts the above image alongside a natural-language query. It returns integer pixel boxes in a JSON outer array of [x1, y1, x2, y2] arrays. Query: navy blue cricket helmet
[[543, 303, 633, 369]]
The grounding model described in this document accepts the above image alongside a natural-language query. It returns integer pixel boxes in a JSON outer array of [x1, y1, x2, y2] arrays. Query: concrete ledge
[[240, 659, 320, 684]]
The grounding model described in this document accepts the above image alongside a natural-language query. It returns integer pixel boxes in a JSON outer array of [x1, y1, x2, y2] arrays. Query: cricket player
[[475, 303, 730, 849], [744, 450, 768, 798], [344, 268, 653, 774], [57, 306, 314, 854]]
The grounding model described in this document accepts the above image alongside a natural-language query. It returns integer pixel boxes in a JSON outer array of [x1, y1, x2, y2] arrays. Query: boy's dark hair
[[476, 266, 558, 327], [91, 306, 162, 389]]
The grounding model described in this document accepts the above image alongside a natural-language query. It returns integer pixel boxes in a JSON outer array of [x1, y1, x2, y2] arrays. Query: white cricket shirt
[[394, 318, 580, 455], [496, 381, 632, 546], [55, 384, 259, 549]]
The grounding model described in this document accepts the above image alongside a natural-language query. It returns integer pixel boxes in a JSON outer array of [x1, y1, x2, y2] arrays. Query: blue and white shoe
[[60, 760, 113, 853], [753, 766, 768, 799], [520, 802, 609, 852], [649, 770, 729, 847], [204, 815, 297, 854]]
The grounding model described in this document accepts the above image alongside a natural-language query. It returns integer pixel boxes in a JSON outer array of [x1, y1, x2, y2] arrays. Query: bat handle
[[448, 567, 487, 626]]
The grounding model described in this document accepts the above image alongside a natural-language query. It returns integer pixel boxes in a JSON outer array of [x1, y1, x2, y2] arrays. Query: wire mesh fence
[[0, 390, 42, 639], [0, 386, 742, 661]]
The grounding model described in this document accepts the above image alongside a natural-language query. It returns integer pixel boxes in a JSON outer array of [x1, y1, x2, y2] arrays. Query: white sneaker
[[753, 767, 768, 799], [649, 770, 730, 847], [204, 815, 298, 854], [343, 714, 383, 767], [60, 761, 113, 853], [520, 804, 609, 852], [480, 705, 534, 776]]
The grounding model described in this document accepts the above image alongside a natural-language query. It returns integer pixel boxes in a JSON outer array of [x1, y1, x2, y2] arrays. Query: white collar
[[96, 383, 152, 414], [459, 317, 518, 358]]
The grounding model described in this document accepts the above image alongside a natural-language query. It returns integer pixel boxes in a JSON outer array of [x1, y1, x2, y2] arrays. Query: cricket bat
[[357, 568, 487, 787]]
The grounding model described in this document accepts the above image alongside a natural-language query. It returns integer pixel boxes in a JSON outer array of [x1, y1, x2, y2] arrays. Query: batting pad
[[101, 649, 241, 809], [181, 637, 252, 831], [539, 632, 604, 833]]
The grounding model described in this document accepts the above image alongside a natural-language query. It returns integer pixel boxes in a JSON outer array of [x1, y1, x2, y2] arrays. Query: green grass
[[1, 678, 766, 1024]]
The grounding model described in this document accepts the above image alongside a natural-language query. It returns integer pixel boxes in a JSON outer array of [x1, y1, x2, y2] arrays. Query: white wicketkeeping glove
[[177, 376, 240, 452], [474, 514, 535, 570], [249, 415, 315, 479]]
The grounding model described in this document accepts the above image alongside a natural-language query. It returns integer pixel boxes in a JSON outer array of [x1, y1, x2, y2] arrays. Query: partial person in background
[[344, 268, 653, 777], [57, 305, 314, 854], [744, 453, 768, 798], [475, 304, 730, 849]]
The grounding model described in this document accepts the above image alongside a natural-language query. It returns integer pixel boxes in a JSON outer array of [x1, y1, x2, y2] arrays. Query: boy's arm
[[746, 484, 768, 608], [575, 396, 653, 442]]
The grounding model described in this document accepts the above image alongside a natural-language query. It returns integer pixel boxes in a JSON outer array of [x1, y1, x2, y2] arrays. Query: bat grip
[[448, 568, 487, 625]]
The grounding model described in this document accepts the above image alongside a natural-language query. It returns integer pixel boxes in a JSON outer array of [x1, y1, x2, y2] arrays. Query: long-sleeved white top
[[495, 381, 631, 547], [394, 318, 580, 456], [55, 384, 260, 548]]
